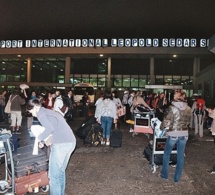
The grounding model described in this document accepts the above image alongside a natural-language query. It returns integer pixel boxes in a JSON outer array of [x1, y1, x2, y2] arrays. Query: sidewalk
[[1, 117, 215, 195]]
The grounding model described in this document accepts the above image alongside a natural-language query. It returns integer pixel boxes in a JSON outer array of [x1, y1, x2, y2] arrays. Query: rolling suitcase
[[15, 171, 49, 195], [13, 145, 48, 177], [110, 128, 123, 148]]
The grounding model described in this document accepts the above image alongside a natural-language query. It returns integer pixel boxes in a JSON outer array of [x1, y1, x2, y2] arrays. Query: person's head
[[55, 90, 61, 97], [48, 92, 53, 97], [99, 92, 104, 98], [173, 90, 186, 102], [31, 91, 36, 97], [112, 90, 118, 98], [1, 90, 7, 96], [27, 99, 42, 117], [136, 90, 142, 96], [12, 88, 20, 95], [104, 91, 112, 100], [68, 90, 73, 96]]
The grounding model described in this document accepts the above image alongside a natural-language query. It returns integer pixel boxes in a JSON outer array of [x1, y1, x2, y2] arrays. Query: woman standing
[[159, 90, 191, 183], [10, 88, 27, 132], [95, 91, 118, 146], [112, 90, 123, 127]]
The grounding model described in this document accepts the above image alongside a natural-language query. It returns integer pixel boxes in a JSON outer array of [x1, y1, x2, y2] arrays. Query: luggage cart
[[0, 130, 15, 194], [150, 119, 177, 173], [132, 107, 155, 138], [0, 129, 50, 195]]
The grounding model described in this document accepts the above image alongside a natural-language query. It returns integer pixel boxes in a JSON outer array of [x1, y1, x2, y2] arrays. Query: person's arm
[[37, 113, 56, 141], [140, 98, 151, 109]]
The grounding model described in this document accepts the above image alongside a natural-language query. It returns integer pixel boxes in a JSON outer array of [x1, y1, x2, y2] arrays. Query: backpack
[[84, 123, 103, 146]]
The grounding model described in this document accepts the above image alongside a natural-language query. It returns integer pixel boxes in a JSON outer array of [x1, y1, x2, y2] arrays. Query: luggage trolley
[[0, 129, 50, 195], [132, 106, 155, 138], [0, 130, 15, 194], [150, 118, 177, 173]]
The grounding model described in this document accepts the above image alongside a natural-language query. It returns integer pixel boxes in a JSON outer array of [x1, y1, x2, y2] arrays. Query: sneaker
[[207, 170, 215, 174], [129, 128, 134, 133], [100, 138, 105, 145], [105, 141, 110, 146], [158, 173, 168, 181], [171, 164, 177, 168]]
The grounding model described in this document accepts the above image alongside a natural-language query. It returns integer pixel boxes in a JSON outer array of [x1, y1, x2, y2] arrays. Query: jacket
[[37, 107, 76, 144], [160, 101, 191, 137], [95, 99, 118, 121], [10, 94, 26, 111]]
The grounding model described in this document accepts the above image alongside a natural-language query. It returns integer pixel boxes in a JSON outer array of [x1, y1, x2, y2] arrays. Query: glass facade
[[0, 57, 211, 91]]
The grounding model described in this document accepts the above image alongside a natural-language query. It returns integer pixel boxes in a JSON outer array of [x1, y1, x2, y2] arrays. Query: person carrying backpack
[[53, 90, 68, 117], [95, 91, 117, 146]]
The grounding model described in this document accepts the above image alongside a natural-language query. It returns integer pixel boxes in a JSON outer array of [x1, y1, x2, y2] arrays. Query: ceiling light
[[17, 55, 21, 57], [2, 61, 5, 64], [173, 54, 177, 58], [99, 54, 103, 57]]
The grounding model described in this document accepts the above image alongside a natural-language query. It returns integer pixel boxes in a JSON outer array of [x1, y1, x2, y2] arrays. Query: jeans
[[161, 135, 188, 182], [49, 142, 76, 195], [101, 116, 113, 139]]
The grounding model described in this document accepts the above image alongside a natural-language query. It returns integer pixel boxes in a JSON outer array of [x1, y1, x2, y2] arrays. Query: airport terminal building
[[0, 37, 215, 103]]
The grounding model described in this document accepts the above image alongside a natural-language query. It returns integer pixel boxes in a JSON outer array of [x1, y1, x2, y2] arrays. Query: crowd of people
[[1, 86, 215, 190]]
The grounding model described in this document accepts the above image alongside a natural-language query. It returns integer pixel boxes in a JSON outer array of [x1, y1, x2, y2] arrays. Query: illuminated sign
[[0, 38, 208, 48]]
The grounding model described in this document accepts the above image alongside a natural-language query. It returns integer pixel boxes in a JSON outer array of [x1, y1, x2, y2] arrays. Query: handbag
[[117, 106, 126, 117], [4, 95, 17, 114]]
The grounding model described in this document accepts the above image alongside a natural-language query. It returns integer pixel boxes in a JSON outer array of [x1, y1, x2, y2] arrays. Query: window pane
[[113, 75, 122, 87], [131, 75, 138, 87], [98, 75, 106, 87], [123, 75, 130, 88]]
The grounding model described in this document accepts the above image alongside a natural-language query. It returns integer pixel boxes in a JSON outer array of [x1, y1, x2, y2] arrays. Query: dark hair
[[104, 91, 112, 100], [27, 99, 42, 110], [112, 90, 118, 98]]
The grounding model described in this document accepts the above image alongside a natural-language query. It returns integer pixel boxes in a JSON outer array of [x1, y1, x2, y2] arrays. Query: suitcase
[[13, 145, 48, 177], [110, 129, 123, 148], [15, 171, 49, 195], [143, 143, 177, 165]]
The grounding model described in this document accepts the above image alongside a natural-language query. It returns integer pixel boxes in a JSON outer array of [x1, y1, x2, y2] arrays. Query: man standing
[[53, 90, 67, 116], [28, 99, 76, 195]]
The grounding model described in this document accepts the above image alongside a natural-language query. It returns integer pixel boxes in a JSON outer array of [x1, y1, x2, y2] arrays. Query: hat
[[20, 83, 29, 90], [124, 90, 129, 94], [193, 93, 198, 96]]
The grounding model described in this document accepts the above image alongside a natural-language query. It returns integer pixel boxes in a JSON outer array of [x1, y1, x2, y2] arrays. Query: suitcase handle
[[27, 162, 40, 175]]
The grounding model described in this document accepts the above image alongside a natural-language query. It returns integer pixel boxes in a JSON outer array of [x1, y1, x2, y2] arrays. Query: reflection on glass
[[123, 75, 130, 87]]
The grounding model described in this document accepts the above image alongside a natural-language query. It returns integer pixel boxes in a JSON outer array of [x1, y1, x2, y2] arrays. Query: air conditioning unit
[[208, 34, 215, 54]]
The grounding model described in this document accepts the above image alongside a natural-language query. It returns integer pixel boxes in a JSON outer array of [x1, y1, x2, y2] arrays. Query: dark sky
[[0, 0, 214, 41]]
